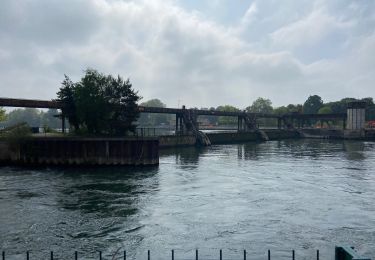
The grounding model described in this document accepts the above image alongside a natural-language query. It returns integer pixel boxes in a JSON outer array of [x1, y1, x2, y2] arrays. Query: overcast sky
[[0, 0, 374, 108]]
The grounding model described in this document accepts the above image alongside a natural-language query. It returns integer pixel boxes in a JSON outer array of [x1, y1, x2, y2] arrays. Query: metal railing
[[1, 247, 371, 260]]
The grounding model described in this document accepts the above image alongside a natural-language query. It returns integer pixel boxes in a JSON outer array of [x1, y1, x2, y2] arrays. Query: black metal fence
[[2, 246, 371, 260], [1, 247, 371, 260]]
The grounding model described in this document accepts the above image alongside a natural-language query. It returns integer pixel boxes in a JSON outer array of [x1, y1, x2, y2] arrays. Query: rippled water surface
[[1, 139, 375, 259]]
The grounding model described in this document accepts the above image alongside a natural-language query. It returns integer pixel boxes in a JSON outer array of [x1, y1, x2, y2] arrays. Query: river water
[[0, 139, 375, 259]]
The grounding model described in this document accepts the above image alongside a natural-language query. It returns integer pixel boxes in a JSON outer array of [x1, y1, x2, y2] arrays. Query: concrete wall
[[207, 130, 300, 144], [347, 108, 366, 130], [207, 131, 258, 144], [299, 129, 344, 139], [264, 129, 300, 140], [159, 135, 196, 148], [0, 137, 159, 166]]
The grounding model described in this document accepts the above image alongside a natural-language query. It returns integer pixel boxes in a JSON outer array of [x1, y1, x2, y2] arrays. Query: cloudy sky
[[0, 0, 374, 108]]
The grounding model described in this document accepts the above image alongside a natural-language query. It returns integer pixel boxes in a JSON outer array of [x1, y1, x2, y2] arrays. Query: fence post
[[268, 250, 270, 260], [124, 251, 126, 260], [2, 251, 4, 260], [75, 251, 78, 260], [148, 250, 150, 260], [172, 250, 174, 260], [292, 250, 295, 260], [50, 251, 53, 260], [196, 249, 198, 260], [99, 251, 102, 260], [27, 251, 30, 260], [220, 249, 222, 260], [243, 250, 246, 260], [317, 250, 319, 260]]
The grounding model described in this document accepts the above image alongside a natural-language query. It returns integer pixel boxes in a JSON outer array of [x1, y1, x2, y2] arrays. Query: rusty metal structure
[[0, 97, 347, 134]]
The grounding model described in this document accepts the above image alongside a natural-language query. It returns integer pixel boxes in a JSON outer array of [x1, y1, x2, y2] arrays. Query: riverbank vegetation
[[57, 69, 141, 136], [1, 93, 374, 130]]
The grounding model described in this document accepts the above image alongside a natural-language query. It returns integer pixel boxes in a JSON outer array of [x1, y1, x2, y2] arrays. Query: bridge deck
[[0, 97, 346, 119]]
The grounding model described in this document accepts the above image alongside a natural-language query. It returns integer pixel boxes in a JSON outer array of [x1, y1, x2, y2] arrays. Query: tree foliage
[[2, 108, 62, 128], [318, 106, 332, 114], [138, 99, 172, 126], [57, 69, 141, 135], [0, 107, 6, 122], [216, 105, 240, 125], [246, 97, 273, 113], [303, 95, 323, 114]]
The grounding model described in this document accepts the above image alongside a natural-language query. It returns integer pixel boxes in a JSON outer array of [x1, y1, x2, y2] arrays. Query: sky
[[0, 0, 374, 108]]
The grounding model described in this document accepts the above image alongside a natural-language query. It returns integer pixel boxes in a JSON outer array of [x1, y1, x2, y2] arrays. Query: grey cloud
[[0, 0, 374, 108]]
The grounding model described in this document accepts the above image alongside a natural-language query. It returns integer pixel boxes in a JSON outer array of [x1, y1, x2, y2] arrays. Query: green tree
[[273, 106, 289, 115], [303, 95, 323, 114], [57, 76, 80, 130], [57, 69, 141, 135], [6, 108, 42, 126], [138, 99, 172, 126], [41, 109, 62, 129], [246, 97, 273, 113], [216, 105, 240, 125], [287, 104, 303, 113], [318, 106, 332, 114], [0, 107, 6, 121]]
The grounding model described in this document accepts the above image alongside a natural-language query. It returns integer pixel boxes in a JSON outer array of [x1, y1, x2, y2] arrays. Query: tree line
[[1, 70, 374, 133]]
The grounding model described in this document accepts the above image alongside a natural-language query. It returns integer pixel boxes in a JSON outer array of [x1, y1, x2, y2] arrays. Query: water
[[1, 139, 375, 259]]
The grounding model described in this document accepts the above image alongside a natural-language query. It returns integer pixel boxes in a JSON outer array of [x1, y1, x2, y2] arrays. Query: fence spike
[[243, 250, 246, 260]]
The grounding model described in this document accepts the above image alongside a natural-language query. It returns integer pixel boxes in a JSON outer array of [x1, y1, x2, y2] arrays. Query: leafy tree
[[273, 106, 289, 115], [138, 99, 172, 126], [246, 97, 273, 113], [57, 76, 80, 130], [286, 104, 303, 113], [41, 109, 62, 129], [0, 107, 6, 121], [57, 69, 141, 135], [318, 106, 332, 114], [6, 108, 42, 127], [303, 95, 323, 114], [216, 105, 240, 125]]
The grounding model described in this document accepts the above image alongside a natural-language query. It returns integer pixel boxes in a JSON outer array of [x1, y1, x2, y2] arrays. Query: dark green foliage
[[6, 108, 41, 127], [303, 95, 323, 114], [216, 105, 240, 125], [56, 69, 141, 136], [246, 97, 273, 113], [138, 99, 172, 126], [318, 106, 332, 114], [57, 76, 79, 130], [0, 107, 6, 121]]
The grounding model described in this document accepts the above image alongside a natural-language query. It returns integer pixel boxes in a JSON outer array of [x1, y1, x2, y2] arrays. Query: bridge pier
[[175, 114, 185, 135]]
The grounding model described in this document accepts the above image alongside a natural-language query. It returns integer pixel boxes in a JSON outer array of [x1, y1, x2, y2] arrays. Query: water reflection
[[343, 141, 366, 161], [160, 147, 203, 169], [56, 167, 158, 216], [1, 139, 375, 259], [237, 142, 259, 160]]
